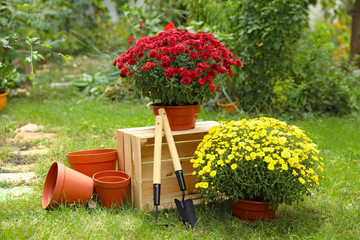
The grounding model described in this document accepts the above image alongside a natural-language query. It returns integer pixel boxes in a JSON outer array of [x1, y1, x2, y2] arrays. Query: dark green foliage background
[[1, 0, 359, 116]]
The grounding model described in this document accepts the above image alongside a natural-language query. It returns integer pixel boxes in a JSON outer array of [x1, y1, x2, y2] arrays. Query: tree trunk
[[350, 0, 360, 67]]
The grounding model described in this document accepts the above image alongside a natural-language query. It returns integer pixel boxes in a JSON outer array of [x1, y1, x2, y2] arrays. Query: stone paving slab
[[0, 186, 35, 200], [0, 172, 36, 183], [13, 132, 57, 143]]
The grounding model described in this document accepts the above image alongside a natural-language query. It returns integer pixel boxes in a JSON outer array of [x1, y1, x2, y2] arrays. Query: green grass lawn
[[1, 68, 359, 239]]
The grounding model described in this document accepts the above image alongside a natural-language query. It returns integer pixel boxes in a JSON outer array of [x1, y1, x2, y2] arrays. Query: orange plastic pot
[[93, 170, 130, 208], [66, 149, 117, 177], [0, 91, 8, 111], [42, 162, 94, 209], [229, 198, 276, 222], [151, 104, 200, 131]]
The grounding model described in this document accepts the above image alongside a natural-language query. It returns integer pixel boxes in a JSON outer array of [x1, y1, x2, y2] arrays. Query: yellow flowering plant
[[191, 117, 324, 206]]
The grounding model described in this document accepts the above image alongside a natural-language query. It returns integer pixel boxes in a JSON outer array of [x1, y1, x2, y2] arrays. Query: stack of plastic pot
[[42, 149, 130, 209]]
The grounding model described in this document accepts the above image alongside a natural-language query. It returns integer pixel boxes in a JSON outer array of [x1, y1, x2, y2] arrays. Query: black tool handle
[[153, 183, 161, 206], [175, 170, 186, 191]]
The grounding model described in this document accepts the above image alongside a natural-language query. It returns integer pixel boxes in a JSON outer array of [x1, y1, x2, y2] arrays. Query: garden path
[[0, 123, 57, 200]]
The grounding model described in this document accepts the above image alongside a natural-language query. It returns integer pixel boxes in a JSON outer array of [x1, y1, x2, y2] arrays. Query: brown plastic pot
[[42, 162, 94, 209], [229, 198, 276, 222], [151, 104, 200, 131], [66, 149, 117, 177], [93, 170, 130, 208], [0, 91, 8, 111]]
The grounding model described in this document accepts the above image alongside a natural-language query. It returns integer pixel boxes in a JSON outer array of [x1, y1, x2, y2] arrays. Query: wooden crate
[[116, 121, 218, 211]]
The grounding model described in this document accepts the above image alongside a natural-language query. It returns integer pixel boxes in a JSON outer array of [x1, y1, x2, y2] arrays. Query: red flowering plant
[[113, 25, 242, 106]]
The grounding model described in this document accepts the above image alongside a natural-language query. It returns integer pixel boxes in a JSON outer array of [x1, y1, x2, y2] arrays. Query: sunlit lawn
[[0, 64, 359, 239]]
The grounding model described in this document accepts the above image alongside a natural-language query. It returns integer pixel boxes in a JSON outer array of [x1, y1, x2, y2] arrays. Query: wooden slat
[[140, 140, 201, 163], [141, 157, 195, 180], [116, 131, 125, 171], [123, 133, 133, 203], [144, 132, 207, 146], [141, 174, 198, 198], [119, 121, 219, 139], [131, 135, 142, 209], [142, 192, 202, 211]]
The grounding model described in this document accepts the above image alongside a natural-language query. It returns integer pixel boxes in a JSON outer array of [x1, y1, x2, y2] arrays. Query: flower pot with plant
[[0, 60, 20, 111], [191, 117, 324, 221], [113, 25, 242, 130]]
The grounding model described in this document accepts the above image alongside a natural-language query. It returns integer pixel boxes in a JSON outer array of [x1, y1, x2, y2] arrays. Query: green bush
[[288, 23, 359, 114], [185, 0, 359, 116], [233, 0, 309, 113]]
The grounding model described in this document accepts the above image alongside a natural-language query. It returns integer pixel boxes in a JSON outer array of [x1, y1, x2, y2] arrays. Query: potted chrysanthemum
[[0, 60, 20, 111], [112, 24, 242, 130], [191, 117, 324, 221]]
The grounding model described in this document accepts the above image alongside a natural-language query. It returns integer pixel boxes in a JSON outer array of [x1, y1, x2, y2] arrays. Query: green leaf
[[63, 55, 71, 62], [24, 57, 32, 66]]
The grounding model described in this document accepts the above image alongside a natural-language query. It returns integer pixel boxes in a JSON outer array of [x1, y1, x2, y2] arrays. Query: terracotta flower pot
[[0, 91, 8, 111], [93, 170, 130, 208], [42, 162, 94, 209], [66, 149, 117, 177], [151, 104, 200, 131], [216, 97, 239, 112], [229, 198, 276, 222]]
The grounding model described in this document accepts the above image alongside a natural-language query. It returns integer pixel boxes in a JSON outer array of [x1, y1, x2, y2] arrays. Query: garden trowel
[[158, 108, 198, 229]]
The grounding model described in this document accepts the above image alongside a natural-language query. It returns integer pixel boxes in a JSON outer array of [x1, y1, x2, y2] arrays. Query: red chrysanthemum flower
[[149, 49, 157, 58], [189, 70, 198, 80], [204, 76, 212, 83], [198, 78, 205, 86], [144, 62, 156, 69], [181, 77, 191, 85], [127, 36, 135, 46], [128, 58, 136, 65], [189, 52, 197, 60], [140, 21, 145, 29], [137, 51, 145, 58], [121, 66, 129, 73], [235, 58, 242, 67], [208, 84, 216, 92], [163, 22, 175, 31], [165, 67, 174, 78], [120, 72, 127, 78]]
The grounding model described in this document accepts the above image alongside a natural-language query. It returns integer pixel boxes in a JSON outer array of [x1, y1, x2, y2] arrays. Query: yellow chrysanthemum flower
[[281, 150, 291, 159], [268, 164, 275, 170], [298, 177, 306, 184]]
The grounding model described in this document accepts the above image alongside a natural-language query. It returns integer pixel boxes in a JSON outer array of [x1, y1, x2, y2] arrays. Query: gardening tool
[[158, 108, 198, 229], [153, 115, 163, 224]]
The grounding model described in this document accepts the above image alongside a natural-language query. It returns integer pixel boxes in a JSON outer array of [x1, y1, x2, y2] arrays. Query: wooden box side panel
[[139, 132, 206, 210], [116, 122, 216, 211]]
